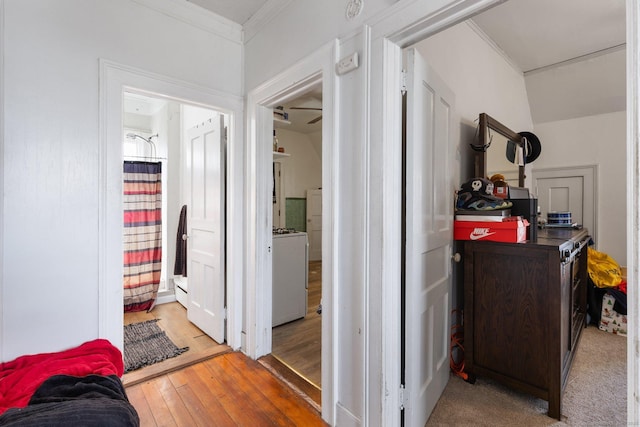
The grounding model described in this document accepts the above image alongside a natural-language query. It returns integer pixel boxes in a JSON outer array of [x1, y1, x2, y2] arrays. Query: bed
[[0, 339, 139, 426]]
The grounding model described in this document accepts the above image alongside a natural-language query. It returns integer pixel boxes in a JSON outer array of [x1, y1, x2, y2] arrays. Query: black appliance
[[510, 198, 538, 241]]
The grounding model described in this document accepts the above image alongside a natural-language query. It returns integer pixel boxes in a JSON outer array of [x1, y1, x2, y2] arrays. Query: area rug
[[123, 319, 189, 373]]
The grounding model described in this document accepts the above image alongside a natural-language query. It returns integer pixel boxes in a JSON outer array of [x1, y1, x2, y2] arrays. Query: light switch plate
[[336, 52, 359, 75]]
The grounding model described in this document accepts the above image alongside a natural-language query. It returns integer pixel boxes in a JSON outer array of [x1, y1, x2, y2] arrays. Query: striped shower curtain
[[123, 161, 162, 312]]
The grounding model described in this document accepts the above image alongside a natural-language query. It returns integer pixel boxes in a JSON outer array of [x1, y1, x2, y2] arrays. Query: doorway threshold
[[258, 354, 321, 410], [123, 344, 231, 388], [122, 302, 231, 387]]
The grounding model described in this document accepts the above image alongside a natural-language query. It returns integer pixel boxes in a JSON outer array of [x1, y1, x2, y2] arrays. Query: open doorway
[[121, 91, 231, 384], [268, 84, 324, 403], [244, 41, 335, 422], [100, 59, 244, 385], [396, 0, 626, 423]]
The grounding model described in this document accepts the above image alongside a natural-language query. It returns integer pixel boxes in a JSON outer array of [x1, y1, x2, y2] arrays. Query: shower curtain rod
[[125, 132, 161, 160]]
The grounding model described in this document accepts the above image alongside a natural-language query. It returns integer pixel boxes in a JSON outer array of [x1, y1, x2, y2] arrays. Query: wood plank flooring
[[124, 263, 324, 425], [271, 261, 322, 388], [123, 302, 230, 387], [126, 352, 327, 426]]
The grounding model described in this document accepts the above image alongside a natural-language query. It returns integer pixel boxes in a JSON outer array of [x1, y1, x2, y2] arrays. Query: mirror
[[474, 113, 525, 187]]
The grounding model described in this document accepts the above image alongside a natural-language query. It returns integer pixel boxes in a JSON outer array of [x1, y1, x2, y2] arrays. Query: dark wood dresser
[[463, 228, 590, 419]]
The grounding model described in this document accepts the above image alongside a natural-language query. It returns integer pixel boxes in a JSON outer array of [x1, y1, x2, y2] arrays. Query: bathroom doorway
[[121, 90, 231, 382]]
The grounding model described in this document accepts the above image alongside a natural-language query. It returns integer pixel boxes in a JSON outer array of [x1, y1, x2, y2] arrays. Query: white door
[[306, 189, 322, 261], [533, 165, 597, 241], [537, 176, 583, 223], [185, 116, 226, 343], [404, 48, 455, 427]]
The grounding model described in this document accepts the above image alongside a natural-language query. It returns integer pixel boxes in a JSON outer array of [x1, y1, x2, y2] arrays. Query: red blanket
[[0, 339, 123, 414]]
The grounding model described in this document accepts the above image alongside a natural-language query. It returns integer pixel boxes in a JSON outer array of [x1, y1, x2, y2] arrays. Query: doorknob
[[452, 253, 462, 263], [182, 234, 188, 241]]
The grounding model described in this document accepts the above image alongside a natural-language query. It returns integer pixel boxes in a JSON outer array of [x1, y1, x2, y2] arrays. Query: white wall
[[412, 22, 533, 184], [307, 131, 322, 158], [164, 102, 183, 289], [274, 129, 322, 198], [244, 0, 397, 91], [533, 111, 627, 263], [123, 112, 153, 133], [149, 101, 182, 291], [1, 0, 242, 360]]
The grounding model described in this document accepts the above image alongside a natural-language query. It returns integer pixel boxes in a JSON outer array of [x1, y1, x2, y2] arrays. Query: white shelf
[[274, 117, 291, 125], [273, 151, 290, 159]]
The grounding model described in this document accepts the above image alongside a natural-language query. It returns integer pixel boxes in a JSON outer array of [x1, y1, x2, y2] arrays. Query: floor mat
[[123, 319, 188, 373]]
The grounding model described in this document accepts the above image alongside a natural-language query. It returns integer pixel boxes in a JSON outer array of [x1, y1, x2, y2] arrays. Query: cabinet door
[[570, 247, 588, 349], [466, 243, 550, 390]]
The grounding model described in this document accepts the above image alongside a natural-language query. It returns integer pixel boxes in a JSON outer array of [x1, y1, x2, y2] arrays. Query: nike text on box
[[454, 218, 529, 243]]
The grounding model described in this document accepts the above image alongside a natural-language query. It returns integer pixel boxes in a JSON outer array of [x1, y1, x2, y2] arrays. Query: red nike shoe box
[[454, 218, 529, 243]]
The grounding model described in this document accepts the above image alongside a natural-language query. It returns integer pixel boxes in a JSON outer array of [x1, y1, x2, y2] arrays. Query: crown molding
[[243, 0, 294, 43], [131, 0, 242, 43]]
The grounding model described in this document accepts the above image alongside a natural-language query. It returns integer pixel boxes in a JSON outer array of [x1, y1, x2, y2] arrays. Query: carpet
[[123, 319, 189, 373], [426, 325, 626, 426]]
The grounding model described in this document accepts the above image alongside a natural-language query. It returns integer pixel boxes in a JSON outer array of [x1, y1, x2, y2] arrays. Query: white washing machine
[[272, 232, 308, 327]]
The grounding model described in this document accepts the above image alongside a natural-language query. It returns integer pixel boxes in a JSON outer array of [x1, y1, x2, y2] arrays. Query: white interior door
[[532, 165, 597, 242], [538, 176, 583, 222], [404, 48, 455, 427], [186, 116, 226, 343], [306, 189, 322, 261]]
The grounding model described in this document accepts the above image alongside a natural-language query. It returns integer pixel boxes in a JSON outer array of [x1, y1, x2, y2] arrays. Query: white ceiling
[[472, 0, 625, 73], [472, 0, 626, 124], [124, 92, 167, 116], [185, 0, 269, 25]]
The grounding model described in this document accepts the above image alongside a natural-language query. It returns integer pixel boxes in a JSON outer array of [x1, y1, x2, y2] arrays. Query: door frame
[[367, 1, 505, 424], [99, 59, 244, 352], [245, 40, 338, 422], [369, 1, 639, 424]]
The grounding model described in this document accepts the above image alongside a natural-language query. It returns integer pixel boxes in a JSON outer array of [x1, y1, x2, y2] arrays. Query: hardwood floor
[[126, 352, 327, 426], [271, 260, 322, 389], [123, 268, 325, 425], [123, 302, 230, 387]]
